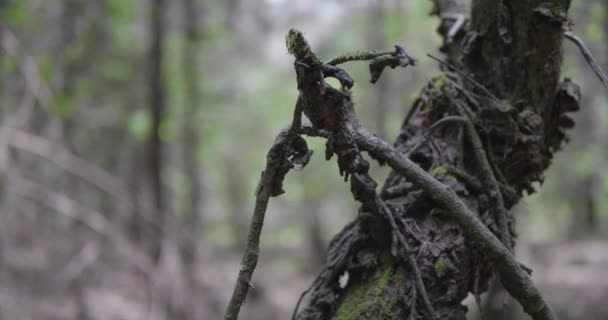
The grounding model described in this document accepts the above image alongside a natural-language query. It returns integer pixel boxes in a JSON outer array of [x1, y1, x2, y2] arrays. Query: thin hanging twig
[[564, 31, 608, 90]]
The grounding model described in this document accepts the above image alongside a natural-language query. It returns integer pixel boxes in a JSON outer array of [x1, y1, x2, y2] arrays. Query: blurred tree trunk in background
[[225, 154, 248, 250], [180, 0, 204, 271], [224, 0, 240, 32], [369, 0, 389, 140], [566, 0, 602, 238], [58, 0, 78, 147], [582, 177, 597, 230], [60, 3, 92, 318], [177, 6, 205, 318], [147, 0, 167, 262], [306, 200, 326, 268]]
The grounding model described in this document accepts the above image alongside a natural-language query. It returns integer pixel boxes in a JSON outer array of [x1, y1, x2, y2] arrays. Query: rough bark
[[295, 0, 577, 319]]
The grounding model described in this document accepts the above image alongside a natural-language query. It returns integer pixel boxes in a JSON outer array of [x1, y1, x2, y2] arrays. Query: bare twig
[[427, 54, 501, 103], [450, 97, 512, 250], [403, 116, 467, 158], [564, 31, 608, 90], [379, 199, 437, 319], [408, 276, 418, 320], [402, 100, 421, 127], [292, 275, 322, 320], [0, 26, 53, 109], [444, 165, 483, 192], [225, 99, 310, 320]]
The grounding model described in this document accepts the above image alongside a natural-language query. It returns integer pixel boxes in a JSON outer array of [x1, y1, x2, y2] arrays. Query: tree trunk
[[147, 0, 167, 262], [296, 0, 577, 319], [173, 1, 205, 318], [180, 0, 204, 271]]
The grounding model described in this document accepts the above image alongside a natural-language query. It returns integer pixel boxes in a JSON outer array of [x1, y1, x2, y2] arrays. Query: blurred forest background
[[0, 0, 607, 319]]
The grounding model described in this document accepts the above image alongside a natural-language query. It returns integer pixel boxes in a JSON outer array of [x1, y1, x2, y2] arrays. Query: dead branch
[[449, 95, 512, 250], [224, 97, 312, 320], [564, 31, 608, 90], [0, 26, 53, 109]]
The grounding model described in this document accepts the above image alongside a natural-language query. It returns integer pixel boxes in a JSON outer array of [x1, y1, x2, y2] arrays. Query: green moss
[[433, 73, 450, 86], [523, 284, 546, 312], [285, 29, 310, 57], [427, 73, 451, 97], [535, 2, 567, 21], [434, 258, 448, 274], [334, 276, 375, 320], [431, 165, 449, 177], [330, 50, 379, 65], [333, 264, 402, 320]]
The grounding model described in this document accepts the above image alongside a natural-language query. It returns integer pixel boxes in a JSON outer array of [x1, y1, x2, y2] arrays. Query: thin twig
[[326, 50, 394, 66], [402, 100, 421, 128], [449, 96, 511, 250], [292, 275, 322, 320], [427, 54, 501, 103], [403, 116, 467, 158], [379, 199, 437, 319], [474, 264, 483, 315], [0, 26, 53, 109], [408, 277, 418, 320], [565, 31, 608, 90], [445, 165, 483, 192], [225, 99, 306, 320]]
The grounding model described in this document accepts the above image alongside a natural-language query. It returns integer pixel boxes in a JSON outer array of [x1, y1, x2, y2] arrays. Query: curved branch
[[352, 126, 557, 320], [225, 99, 311, 320], [564, 31, 608, 90]]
